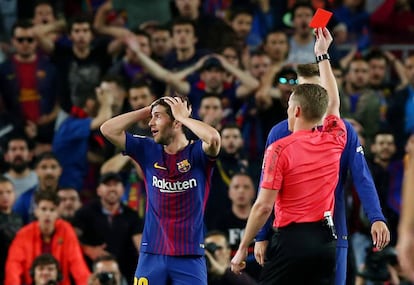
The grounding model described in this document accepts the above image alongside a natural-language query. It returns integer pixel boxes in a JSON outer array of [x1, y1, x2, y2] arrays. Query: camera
[[205, 242, 220, 268], [358, 246, 398, 282], [205, 242, 220, 254], [96, 272, 117, 285]]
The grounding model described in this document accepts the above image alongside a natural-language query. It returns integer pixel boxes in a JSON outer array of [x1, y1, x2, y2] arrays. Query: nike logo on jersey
[[154, 162, 167, 170]]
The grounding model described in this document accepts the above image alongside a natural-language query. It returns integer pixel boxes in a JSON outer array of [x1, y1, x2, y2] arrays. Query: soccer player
[[253, 63, 390, 284], [100, 95, 221, 285], [230, 27, 344, 284]]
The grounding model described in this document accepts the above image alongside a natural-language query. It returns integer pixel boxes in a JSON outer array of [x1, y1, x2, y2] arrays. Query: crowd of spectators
[[0, 0, 414, 284]]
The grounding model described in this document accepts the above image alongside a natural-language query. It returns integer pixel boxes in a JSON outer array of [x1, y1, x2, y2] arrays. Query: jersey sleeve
[[124, 132, 154, 166], [346, 123, 386, 224], [323, 114, 347, 148], [261, 142, 285, 191]]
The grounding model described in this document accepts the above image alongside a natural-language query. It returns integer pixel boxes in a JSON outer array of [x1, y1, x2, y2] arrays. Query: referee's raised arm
[[314, 27, 340, 118]]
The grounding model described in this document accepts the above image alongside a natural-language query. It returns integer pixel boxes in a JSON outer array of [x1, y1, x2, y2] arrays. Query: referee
[[231, 27, 345, 285]]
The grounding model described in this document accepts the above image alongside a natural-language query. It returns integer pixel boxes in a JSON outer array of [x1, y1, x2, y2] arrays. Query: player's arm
[[100, 106, 152, 150], [347, 122, 389, 249], [163, 96, 221, 157], [315, 27, 339, 118]]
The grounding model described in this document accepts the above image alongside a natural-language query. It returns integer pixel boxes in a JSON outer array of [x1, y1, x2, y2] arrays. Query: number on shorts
[[134, 277, 148, 285]]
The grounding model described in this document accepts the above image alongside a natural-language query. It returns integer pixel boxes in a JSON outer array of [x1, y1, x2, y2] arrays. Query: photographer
[[30, 254, 62, 285], [205, 231, 257, 285], [88, 255, 127, 285]]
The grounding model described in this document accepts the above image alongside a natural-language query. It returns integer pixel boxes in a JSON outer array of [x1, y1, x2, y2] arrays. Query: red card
[[309, 8, 333, 28]]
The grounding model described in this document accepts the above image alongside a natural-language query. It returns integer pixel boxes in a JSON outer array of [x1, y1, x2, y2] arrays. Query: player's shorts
[[134, 252, 207, 285]]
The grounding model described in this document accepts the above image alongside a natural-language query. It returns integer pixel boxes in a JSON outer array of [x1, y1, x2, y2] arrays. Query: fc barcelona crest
[[177, 159, 191, 173]]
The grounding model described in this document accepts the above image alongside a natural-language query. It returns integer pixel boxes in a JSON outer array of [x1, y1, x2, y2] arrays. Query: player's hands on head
[[163, 96, 192, 121], [314, 27, 333, 56]]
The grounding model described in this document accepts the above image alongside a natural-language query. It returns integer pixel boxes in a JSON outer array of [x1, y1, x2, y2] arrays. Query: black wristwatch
[[316, 53, 330, 63]]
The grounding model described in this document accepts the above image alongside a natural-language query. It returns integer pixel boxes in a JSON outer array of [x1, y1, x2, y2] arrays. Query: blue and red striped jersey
[[124, 133, 216, 255]]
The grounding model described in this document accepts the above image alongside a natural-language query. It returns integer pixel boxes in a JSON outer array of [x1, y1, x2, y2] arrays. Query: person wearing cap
[[72, 172, 143, 284], [123, 35, 259, 120]]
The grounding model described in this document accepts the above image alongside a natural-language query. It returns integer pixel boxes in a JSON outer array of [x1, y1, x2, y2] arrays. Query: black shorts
[[259, 221, 336, 285]]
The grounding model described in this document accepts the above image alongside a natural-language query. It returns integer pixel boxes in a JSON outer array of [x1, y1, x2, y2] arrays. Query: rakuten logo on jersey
[[152, 176, 197, 193]]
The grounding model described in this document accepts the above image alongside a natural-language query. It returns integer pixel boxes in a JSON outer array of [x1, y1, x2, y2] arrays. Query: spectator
[[256, 66, 298, 127], [5, 190, 90, 285], [367, 131, 402, 246], [0, 20, 59, 153], [238, 51, 272, 163], [205, 230, 257, 285], [228, 8, 254, 67], [31, 0, 66, 50], [262, 30, 289, 67], [56, 186, 81, 224], [150, 25, 173, 63], [163, 17, 210, 71], [52, 81, 114, 193], [340, 57, 380, 152], [365, 48, 408, 93], [73, 172, 143, 283], [125, 38, 259, 119], [126, 80, 157, 136], [13, 151, 61, 224], [29, 253, 62, 285], [333, 0, 370, 43], [211, 173, 261, 280], [172, 0, 236, 52], [286, 3, 315, 65], [206, 123, 248, 230], [88, 254, 128, 285], [3, 134, 38, 199], [48, 14, 113, 113], [197, 93, 225, 131], [370, 0, 414, 43], [0, 175, 23, 284], [387, 53, 414, 159]]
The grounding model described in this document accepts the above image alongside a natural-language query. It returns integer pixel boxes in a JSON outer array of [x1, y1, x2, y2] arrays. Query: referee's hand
[[230, 248, 248, 274], [371, 221, 390, 250]]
